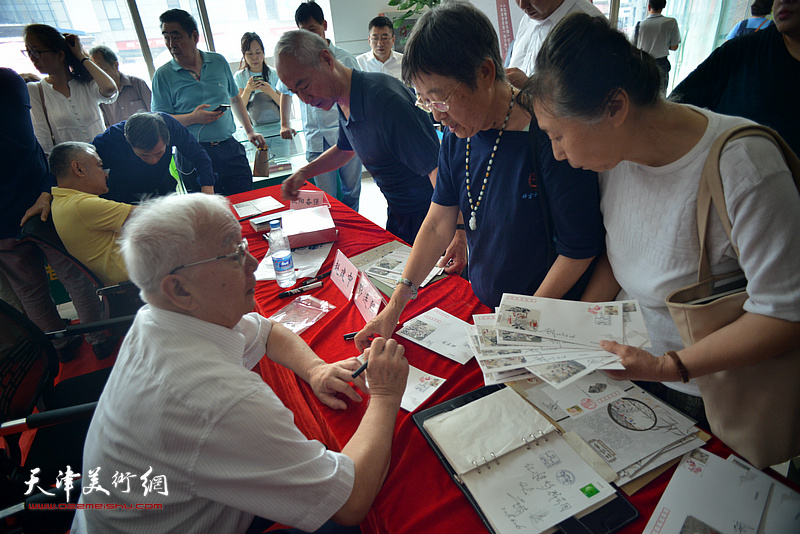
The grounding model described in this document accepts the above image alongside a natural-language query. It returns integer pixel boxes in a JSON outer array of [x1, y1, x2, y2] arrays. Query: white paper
[[233, 195, 283, 219], [526, 355, 620, 390], [621, 300, 651, 348], [424, 388, 615, 534], [423, 387, 556, 476], [516, 373, 702, 482], [400, 365, 446, 412], [255, 242, 333, 281], [474, 313, 564, 351], [361, 249, 443, 289], [495, 295, 624, 347], [483, 368, 537, 385], [644, 450, 771, 534], [396, 308, 473, 364], [726, 456, 800, 534]]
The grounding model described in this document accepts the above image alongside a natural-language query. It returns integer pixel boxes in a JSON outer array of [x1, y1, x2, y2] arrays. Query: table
[[231, 185, 777, 534]]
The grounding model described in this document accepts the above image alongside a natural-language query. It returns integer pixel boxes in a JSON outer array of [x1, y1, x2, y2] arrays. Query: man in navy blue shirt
[[93, 112, 217, 204], [275, 29, 452, 249], [670, 0, 799, 156]]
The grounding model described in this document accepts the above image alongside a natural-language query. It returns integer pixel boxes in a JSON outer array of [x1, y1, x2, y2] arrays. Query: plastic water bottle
[[268, 219, 296, 288]]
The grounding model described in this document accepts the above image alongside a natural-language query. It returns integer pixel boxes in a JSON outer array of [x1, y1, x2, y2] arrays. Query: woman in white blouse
[[24, 24, 118, 154]]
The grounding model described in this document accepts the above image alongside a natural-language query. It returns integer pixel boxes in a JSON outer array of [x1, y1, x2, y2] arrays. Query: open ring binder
[[414, 384, 638, 534]]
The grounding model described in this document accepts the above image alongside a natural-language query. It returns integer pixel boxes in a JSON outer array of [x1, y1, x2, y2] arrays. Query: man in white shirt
[[634, 0, 681, 94], [71, 193, 409, 534], [506, 0, 605, 88], [356, 16, 404, 80]]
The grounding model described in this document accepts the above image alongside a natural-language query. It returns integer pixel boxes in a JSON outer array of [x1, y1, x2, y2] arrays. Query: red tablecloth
[[231, 185, 763, 534]]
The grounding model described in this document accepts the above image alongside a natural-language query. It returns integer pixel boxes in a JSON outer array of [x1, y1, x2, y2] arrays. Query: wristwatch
[[396, 278, 418, 300], [455, 223, 466, 231]]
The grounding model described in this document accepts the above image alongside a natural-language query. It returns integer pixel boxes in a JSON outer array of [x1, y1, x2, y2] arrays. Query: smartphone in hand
[[213, 104, 230, 112]]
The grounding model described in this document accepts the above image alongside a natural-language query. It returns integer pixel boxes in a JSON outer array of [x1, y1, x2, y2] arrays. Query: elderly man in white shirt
[[71, 193, 409, 534], [506, 0, 605, 88], [356, 16, 404, 80]]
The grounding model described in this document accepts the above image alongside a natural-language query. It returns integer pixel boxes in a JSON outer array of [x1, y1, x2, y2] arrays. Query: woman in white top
[[234, 32, 293, 158], [24, 24, 118, 154], [523, 13, 800, 465]]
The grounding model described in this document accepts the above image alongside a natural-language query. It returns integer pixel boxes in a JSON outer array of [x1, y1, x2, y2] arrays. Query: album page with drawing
[[422, 387, 616, 533]]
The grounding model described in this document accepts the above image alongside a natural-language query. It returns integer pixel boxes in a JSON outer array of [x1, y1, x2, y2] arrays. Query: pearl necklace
[[465, 87, 515, 231]]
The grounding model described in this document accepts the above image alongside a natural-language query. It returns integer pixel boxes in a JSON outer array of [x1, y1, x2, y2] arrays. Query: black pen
[[277, 281, 323, 298], [343, 332, 358, 341], [351, 359, 368, 379], [300, 271, 331, 287]]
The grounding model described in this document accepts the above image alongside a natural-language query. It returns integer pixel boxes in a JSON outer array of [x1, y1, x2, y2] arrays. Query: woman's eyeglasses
[[415, 82, 462, 113], [22, 49, 54, 60]]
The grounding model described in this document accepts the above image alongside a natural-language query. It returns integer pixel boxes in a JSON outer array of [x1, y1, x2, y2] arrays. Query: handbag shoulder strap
[[36, 82, 56, 147], [696, 124, 800, 280]]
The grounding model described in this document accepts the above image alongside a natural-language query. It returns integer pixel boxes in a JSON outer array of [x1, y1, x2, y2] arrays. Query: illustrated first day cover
[[495, 295, 624, 348], [397, 307, 473, 365]]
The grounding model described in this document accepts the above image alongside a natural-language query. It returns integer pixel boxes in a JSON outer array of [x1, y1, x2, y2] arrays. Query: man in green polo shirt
[[151, 9, 265, 196]]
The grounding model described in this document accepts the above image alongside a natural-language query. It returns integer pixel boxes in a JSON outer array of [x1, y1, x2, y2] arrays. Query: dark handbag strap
[[36, 82, 56, 147], [696, 124, 800, 281]]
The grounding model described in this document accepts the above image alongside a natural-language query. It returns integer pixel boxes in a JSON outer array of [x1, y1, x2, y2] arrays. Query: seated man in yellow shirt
[[49, 142, 134, 287]]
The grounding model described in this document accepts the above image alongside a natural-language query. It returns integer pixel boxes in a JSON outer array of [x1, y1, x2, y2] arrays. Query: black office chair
[[17, 216, 143, 323], [0, 300, 131, 533]]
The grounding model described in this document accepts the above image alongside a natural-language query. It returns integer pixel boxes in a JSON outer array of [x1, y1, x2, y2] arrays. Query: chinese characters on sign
[[24, 466, 168, 502], [290, 190, 326, 210], [331, 249, 358, 301]]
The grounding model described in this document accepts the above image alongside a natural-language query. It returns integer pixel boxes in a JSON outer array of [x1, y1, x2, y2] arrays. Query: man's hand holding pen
[[351, 338, 408, 400]]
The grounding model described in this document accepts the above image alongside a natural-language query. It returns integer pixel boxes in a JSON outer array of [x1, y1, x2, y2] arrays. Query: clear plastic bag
[[268, 295, 336, 334]]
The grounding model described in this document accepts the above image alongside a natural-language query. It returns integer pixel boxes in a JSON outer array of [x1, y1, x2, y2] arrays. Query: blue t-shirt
[[432, 126, 605, 308], [726, 17, 772, 39], [151, 51, 239, 143], [337, 71, 439, 215], [93, 112, 217, 204]]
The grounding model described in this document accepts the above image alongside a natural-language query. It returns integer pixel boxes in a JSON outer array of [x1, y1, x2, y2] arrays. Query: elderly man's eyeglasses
[[22, 49, 54, 59], [415, 82, 462, 113], [169, 239, 249, 275], [369, 35, 392, 43]]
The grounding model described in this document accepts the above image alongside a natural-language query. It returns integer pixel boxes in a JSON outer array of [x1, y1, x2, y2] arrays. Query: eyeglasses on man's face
[[369, 35, 392, 43], [169, 238, 249, 275], [22, 49, 54, 59], [415, 82, 462, 113]]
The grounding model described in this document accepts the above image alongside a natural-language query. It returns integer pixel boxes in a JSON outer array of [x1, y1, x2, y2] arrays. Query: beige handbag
[[665, 125, 800, 469]]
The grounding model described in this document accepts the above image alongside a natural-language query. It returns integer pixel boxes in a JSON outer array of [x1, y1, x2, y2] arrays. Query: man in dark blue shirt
[[93, 112, 217, 204], [670, 3, 800, 156], [275, 29, 446, 248]]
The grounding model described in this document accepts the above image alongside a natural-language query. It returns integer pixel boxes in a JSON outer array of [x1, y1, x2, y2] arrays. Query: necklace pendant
[[469, 214, 477, 231]]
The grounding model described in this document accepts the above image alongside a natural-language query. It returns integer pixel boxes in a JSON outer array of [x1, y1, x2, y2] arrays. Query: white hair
[[274, 29, 328, 69], [118, 193, 237, 300]]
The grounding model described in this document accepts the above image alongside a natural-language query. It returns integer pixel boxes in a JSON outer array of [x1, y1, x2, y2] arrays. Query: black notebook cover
[[412, 384, 639, 534]]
